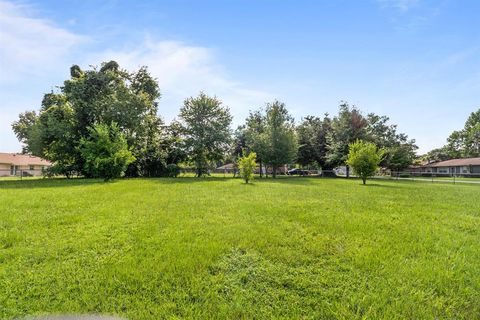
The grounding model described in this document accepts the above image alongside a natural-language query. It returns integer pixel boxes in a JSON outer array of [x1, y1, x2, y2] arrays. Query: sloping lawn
[[0, 177, 479, 319]]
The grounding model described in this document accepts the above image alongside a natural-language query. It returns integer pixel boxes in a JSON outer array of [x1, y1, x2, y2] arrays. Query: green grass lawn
[[0, 177, 479, 319]]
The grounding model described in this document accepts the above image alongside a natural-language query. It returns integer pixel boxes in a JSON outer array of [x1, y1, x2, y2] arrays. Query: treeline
[[12, 61, 417, 179], [425, 110, 480, 162]]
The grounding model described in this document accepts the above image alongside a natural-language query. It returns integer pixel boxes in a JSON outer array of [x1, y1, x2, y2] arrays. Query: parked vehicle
[[287, 168, 309, 176]]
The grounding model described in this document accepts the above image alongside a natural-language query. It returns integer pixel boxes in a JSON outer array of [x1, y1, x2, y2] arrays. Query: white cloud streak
[[90, 38, 273, 124], [377, 0, 420, 12], [0, 0, 86, 83], [0, 0, 273, 152]]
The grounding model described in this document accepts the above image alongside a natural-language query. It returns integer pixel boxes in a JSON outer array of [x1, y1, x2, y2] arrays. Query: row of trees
[[234, 102, 417, 177], [425, 109, 480, 162], [12, 61, 417, 179]]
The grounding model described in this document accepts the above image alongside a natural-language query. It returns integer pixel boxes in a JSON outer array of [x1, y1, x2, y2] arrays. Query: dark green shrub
[[165, 164, 180, 177]]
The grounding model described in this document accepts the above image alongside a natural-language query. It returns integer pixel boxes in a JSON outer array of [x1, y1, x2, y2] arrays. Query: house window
[[29, 165, 34, 171]]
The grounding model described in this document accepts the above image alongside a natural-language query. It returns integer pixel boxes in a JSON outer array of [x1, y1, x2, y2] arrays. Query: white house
[[0, 153, 52, 177]]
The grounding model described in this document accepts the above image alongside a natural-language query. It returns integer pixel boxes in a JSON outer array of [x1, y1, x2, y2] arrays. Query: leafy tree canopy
[[432, 108, 480, 159], [12, 61, 176, 178], [262, 101, 298, 177], [179, 92, 232, 177], [296, 114, 331, 169]]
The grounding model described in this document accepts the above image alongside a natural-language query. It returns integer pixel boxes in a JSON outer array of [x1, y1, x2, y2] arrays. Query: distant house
[[215, 163, 237, 174], [410, 157, 480, 175], [0, 153, 52, 177], [215, 163, 288, 175]]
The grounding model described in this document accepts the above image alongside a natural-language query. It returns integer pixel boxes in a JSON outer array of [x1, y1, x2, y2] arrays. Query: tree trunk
[[346, 165, 350, 178], [273, 167, 277, 178], [259, 160, 263, 178], [362, 177, 366, 185]]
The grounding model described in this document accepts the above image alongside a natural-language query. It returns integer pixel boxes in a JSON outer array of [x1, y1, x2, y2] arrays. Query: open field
[[0, 177, 479, 319]]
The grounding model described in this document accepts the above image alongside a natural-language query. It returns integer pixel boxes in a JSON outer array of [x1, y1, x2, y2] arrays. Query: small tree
[[346, 140, 384, 185], [81, 123, 136, 181], [238, 152, 257, 184]]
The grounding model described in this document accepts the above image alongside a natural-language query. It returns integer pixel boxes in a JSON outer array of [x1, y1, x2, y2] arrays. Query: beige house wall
[[0, 163, 10, 176], [0, 163, 49, 176]]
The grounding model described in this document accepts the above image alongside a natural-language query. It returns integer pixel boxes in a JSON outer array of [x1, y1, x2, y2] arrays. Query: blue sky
[[1, 0, 479, 153]]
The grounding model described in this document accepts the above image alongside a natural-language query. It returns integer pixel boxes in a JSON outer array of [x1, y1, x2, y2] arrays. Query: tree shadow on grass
[[359, 182, 402, 189], [259, 176, 340, 185], [0, 177, 110, 189], [0, 176, 404, 190], [152, 176, 235, 184]]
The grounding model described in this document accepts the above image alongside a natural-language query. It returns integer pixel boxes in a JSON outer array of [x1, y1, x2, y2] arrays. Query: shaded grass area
[[0, 177, 479, 319]]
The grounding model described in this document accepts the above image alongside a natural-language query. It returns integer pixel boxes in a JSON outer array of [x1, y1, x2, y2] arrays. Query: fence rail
[[374, 171, 480, 184], [0, 169, 45, 179]]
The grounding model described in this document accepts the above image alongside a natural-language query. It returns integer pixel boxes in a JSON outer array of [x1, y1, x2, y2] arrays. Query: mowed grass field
[[0, 177, 479, 319]]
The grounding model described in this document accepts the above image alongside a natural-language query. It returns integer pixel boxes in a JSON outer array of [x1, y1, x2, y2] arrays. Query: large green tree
[[244, 110, 268, 177], [327, 102, 368, 176], [425, 147, 452, 163], [324, 103, 416, 175], [262, 101, 298, 178], [12, 61, 170, 177], [11, 110, 39, 154], [365, 113, 417, 171], [296, 115, 331, 170], [435, 108, 480, 159], [179, 92, 232, 177]]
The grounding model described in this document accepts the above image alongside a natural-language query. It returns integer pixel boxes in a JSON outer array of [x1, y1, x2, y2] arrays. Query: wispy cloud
[[376, 0, 448, 31], [0, 0, 86, 83], [0, 0, 273, 151], [90, 38, 273, 124], [376, 0, 420, 12]]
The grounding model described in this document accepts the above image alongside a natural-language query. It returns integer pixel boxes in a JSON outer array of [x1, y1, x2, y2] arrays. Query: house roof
[[0, 153, 52, 166], [217, 163, 236, 170], [427, 157, 480, 167]]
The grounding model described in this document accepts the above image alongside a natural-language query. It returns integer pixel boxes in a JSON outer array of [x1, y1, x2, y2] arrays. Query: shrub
[[238, 152, 257, 184], [346, 140, 384, 185], [80, 123, 135, 181], [165, 164, 180, 177]]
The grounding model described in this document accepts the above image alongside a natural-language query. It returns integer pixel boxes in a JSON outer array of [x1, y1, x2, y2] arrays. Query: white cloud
[[90, 38, 273, 125], [0, 0, 87, 151], [377, 0, 420, 12], [0, 0, 86, 83], [0, 0, 273, 152]]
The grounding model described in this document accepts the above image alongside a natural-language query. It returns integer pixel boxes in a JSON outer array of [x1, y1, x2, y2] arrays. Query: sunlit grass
[[0, 177, 479, 319]]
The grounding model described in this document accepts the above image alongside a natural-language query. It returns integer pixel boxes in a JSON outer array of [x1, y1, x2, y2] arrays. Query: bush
[[80, 123, 135, 181], [238, 152, 257, 184], [346, 140, 384, 185], [165, 164, 180, 177]]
